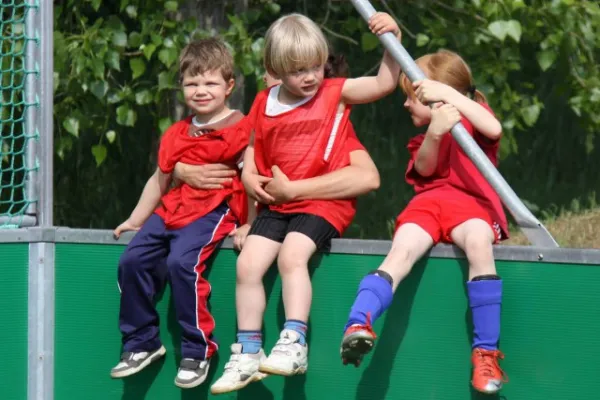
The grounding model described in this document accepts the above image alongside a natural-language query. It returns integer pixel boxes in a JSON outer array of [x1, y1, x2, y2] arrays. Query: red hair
[[400, 49, 486, 103]]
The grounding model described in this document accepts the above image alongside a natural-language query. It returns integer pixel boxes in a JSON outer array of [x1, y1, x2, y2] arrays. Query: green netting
[[1, 1, 39, 228]]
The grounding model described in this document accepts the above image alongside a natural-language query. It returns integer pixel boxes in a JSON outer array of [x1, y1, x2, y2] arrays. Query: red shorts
[[395, 190, 502, 244]]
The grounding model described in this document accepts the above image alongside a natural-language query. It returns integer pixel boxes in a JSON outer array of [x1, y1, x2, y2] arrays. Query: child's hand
[[413, 79, 457, 104], [368, 12, 401, 40], [264, 166, 296, 204], [229, 224, 251, 251], [113, 219, 141, 239], [426, 103, 461, 139], [242, 171, 275, 204], [174, 162, 236, 190]]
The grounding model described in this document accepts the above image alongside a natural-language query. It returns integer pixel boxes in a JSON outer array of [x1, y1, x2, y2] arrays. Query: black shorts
[[248, 209, 339, 251]]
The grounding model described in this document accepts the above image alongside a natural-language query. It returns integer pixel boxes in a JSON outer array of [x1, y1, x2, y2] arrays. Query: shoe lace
[[475, 349, 508, 383], [271, 340, 294, 356]]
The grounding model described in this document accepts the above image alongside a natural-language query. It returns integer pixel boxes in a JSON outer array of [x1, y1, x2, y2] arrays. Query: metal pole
[[27, 2, 55, 400], [38, 0, 53, 227], [350, 0, 558, 248]]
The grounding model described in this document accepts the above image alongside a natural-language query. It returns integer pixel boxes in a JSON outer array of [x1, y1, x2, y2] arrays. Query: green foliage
[[386, 0, 600, 160], [51, 0, 600, 237], [53, 0, 268, 168]]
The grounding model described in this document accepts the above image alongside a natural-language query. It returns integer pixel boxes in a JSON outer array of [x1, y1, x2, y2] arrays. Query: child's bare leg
[[235, 234, 281, 337], [451, 218, 505, 394], [258, 232, 317, 376], [340, 223, 433, 366], [211, 234, 280, 395], [278, 232, 317, 323], [378, 223, 435, 290], [450, 218, 496, 279]]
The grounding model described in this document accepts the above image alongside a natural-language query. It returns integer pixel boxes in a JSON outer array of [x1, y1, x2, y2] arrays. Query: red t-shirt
[[404, 103, 509, 239], [249, 78, 365, 234], [155, 111, 250, 229]]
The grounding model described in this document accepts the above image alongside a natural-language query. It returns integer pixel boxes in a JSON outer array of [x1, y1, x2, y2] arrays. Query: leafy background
[[48, 0, 600, 243]]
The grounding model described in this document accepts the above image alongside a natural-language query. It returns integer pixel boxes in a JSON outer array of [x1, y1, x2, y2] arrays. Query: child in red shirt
[[341, 49, 508, 395], [210, 12, 401, 394], [109, 38, 253, 389]]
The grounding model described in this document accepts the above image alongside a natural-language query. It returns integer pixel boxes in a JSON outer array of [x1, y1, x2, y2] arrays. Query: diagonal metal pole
[[350, 0, 558, 248]]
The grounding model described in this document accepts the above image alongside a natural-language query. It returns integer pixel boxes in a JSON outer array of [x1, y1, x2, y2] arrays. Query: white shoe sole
[[110, 345, 166, 379], [258, 363, 306, 377], [210, 371, 268, 395]]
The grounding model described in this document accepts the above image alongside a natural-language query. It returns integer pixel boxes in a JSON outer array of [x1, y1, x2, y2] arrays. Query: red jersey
[[155, 111, 250, 229], [249, 78, 365, 234], [404, 103, 509, 239]]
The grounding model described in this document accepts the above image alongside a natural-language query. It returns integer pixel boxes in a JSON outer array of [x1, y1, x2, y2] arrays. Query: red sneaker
[[340, 313, 377, 367], [471, 348, 508, 394]]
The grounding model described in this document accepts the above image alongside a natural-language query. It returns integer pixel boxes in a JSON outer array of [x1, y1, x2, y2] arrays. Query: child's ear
[[226, 79, 235, 96]]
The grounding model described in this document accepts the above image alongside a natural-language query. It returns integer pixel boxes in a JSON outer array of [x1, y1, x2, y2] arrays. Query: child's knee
[[277, 249, 309, 275], [380, 244, 419, 281], [463, 227, 494, 257], [236, 252, 263, 284], [165, 255, 187, 276]]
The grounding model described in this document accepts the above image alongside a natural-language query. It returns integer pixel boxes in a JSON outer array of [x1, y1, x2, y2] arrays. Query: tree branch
[[432, 0, 487, 23], [123, 50, 143, 57], [321, 25, 359, 45]]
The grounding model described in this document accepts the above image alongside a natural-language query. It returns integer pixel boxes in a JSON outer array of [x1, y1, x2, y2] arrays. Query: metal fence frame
[[24, 1, 54, 400]]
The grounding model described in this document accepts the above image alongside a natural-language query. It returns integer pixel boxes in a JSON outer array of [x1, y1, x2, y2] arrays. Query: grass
[[504, 207, 600, 248]]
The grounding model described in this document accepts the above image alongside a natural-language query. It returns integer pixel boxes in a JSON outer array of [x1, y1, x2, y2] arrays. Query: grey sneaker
[[110, 345, 166, 378], [174, 358, 211, 389]]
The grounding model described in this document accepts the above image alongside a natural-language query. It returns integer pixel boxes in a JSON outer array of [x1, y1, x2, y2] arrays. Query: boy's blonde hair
[[400, 49, 486, 103], [264, 13, 329, 77], [179, 38, 234, 81]]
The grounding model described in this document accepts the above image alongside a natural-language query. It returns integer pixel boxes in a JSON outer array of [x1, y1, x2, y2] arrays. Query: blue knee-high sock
[[284, 320, 308, 345], [237, 330, 263, 354], [468, 279, 502, 350], [344, 274, 394, 331]]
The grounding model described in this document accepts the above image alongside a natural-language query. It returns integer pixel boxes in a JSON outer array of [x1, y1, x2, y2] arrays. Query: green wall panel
[[0, 244, 29, 400], [54, 243, 600, 400]]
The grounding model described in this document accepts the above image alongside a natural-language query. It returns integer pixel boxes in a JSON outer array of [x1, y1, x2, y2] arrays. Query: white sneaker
[[174, 358, 210, 389], [110, 346, 166, 378], [210, 343, 268, 394], [259, 329, 308, 376]]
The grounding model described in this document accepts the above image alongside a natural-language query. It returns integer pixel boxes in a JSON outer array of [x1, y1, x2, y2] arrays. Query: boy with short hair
[[110, 37, 253, 389]]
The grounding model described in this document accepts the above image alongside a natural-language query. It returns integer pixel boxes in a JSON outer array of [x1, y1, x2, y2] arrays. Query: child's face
[[279, 64, 325, 99], [182, 69, 234, 117], [404, 95, 431, 127]]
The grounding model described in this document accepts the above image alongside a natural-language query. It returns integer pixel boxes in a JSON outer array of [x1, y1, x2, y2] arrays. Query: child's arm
[[241, 135, 275, 204], [414, 103, 461, 177], [228, 195, 257, 251], [414, 79, 502, 140], [341, 13, 402, 105], [113, 168, 171, 238], [264, 150, 380, 202]]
